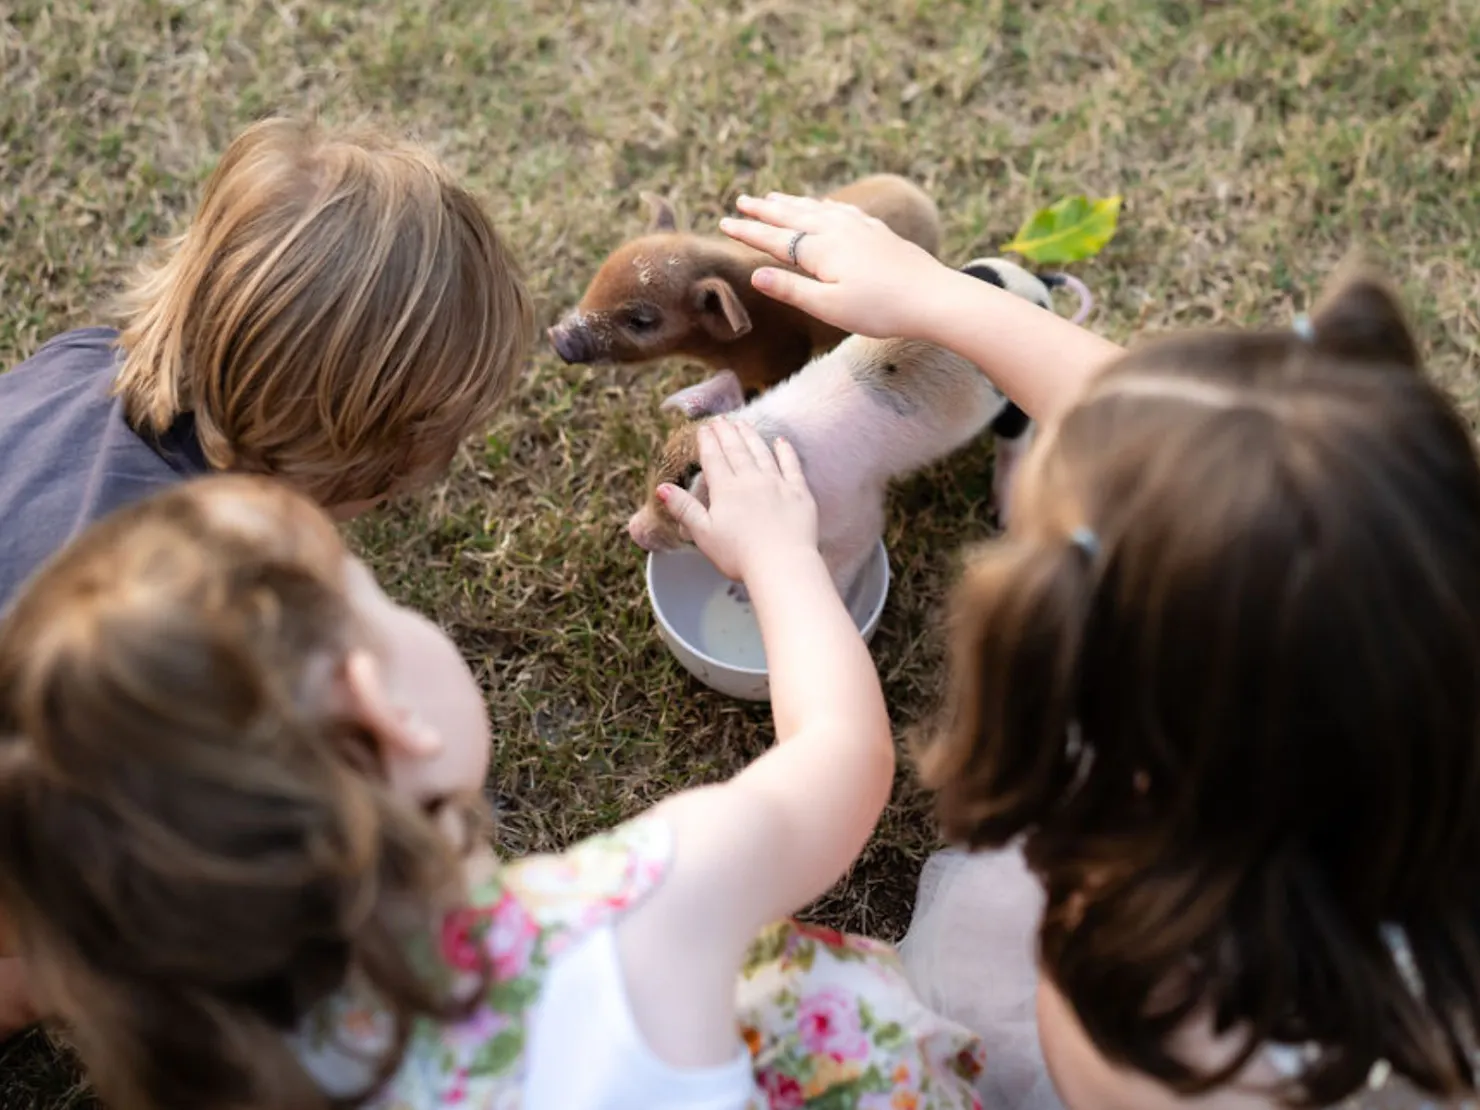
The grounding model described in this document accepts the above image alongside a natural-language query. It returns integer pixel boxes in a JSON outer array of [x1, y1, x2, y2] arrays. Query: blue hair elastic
[[1291, 313, 1315, 342], [1069, 527, 1100, 559]]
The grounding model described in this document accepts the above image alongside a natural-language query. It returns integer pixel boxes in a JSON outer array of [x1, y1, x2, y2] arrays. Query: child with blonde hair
[[0, 114, 533, 604], [726, 194, 1480, 1110], [0, 451, 984, 1109], [0, 113, 533, 1039]]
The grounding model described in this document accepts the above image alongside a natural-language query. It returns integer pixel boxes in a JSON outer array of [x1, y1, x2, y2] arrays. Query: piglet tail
[[918, 533, 1099, 849]]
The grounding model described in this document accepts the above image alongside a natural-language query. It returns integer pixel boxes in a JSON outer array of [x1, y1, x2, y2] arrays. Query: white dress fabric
[[525, 923, 757, 1110], [899, 848, 1477, 1110], [295, 814, 987, 1109], [899, 846, 1065, 1110]]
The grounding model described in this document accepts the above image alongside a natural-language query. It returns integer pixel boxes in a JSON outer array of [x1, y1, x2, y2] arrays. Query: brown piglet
[[548, 175, 941, 394]]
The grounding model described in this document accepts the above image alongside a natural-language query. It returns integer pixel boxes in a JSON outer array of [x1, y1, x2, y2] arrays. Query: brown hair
[[919, 269, 1480, 1105], [114, 117, 535, 507], [0, 475, 481, 1110]]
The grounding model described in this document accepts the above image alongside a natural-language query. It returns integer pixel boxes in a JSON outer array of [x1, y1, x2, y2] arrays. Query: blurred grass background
[[2, 0, 1477, 1104]]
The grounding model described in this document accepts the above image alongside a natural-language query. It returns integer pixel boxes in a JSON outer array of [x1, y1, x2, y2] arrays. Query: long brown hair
[[0, 476, 478, 1109], [919, 269, 1480, 1105], [113, 116, 535, 507]]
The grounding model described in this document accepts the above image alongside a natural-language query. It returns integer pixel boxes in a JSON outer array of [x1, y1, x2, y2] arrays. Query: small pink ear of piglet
[[640, 191, 678, 232], [659, 370, 747, 418]]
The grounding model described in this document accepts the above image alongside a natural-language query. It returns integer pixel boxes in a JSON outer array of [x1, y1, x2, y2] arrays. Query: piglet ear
[[692, 277, 752, 340], [660, 370, 747, 418], [641, 191, 678, 232], [961, 257, 1052, 311]]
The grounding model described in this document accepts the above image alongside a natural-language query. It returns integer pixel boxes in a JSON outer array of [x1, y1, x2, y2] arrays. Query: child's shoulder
[[297, 816, 680, 1106], [2, 327, 119, 384], [34, 326, 120, 351], [435, 813, 677, 1010], [482, 812, 674, 937]]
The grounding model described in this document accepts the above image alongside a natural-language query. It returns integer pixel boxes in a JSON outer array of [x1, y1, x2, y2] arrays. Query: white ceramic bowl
[[646, 540, 891, 702]]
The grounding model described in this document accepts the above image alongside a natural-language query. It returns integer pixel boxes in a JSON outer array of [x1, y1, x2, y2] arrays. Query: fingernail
[[753, 268, 776, 291], [737, 194, 754, 204], [719, 217, 734, 230], [656, 484, 673, 502]]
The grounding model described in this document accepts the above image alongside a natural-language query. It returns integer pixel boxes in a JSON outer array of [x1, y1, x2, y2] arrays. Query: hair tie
[[1291, 313, 1315, 342], [1069, 527, 1100, 559], [1380, 922, 1425, 1000]]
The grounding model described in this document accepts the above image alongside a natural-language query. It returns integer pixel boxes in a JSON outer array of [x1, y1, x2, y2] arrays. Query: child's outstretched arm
[[615, 419, 896, 1066], [721, 193, 1127, 421]]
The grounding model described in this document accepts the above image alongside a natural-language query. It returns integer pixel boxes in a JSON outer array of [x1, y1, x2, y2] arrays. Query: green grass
[[2, 0, 1478, 1104]]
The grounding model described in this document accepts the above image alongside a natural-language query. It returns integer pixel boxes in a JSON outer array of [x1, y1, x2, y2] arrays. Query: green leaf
[[489, 974, 541, 1013], [793, 942, 817, 974], [742, 923, 790, 973], [469, 1028, 524, 1076], [871, 1021, 907, 1051], [1001, 194, 1122, 264], [806, 1078, 876, 1110]]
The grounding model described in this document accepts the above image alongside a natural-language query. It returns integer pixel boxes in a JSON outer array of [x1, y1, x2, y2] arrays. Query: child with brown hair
[[0, 458, 985, 1109], [725, 195, 1480, 1109], [0, 114, 533, 1040]]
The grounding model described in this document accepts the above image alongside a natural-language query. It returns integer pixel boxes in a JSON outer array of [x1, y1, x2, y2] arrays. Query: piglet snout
[[548, 320, 592, 364]]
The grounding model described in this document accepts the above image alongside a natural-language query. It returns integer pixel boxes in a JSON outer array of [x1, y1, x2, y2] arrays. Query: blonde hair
[[114, 117, 534, 507], [0, 475, 484, 1110]]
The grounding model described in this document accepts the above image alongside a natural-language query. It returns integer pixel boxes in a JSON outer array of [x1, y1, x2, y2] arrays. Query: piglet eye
[[883, 363, 898, 374], [626, 307, 660, 333]]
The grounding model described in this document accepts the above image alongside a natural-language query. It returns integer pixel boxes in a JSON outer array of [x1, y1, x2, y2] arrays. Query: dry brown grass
[[2, 0, 1478, 1105]]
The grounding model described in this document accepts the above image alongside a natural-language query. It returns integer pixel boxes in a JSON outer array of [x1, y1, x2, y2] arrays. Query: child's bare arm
[[615, 420, 895, 1067], [655, 421, 894, 912], [721, 193, 1127, 421]]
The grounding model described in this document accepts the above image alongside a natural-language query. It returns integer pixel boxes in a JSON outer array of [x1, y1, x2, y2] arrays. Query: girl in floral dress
[[0, 425, 983, 1110]]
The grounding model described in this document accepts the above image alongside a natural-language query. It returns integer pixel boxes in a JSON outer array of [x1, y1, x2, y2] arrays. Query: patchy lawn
[[2, 0, 1477, 1104]]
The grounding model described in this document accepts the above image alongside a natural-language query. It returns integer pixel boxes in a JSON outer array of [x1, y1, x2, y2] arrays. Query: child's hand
[[719, 193, 947, 340], [658, 419, 818, 583]]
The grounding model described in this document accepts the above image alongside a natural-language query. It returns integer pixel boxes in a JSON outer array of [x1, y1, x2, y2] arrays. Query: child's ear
[[692, 277, 752, 340], [641, 191, 678, 232], [340, 650, 442, 761], [660, 370, 747, 418]]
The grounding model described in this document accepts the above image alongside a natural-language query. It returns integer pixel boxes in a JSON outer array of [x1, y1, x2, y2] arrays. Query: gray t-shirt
[[0, 327, 208, 611]]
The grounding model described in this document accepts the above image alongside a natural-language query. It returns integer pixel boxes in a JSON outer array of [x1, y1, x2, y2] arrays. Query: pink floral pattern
[[738, 920, 986, 1109], [485, 892, 539, 981], [798, 988, 871, 1061], [296, 815, 986, 1110], [439, 907, 487, 974], [761, 1069, 808, 1109]]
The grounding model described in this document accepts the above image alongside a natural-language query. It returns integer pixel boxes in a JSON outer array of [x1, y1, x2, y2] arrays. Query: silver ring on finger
[[787, 230, 808, 268]]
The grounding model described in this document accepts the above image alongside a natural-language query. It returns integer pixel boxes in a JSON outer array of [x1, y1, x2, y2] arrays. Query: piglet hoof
[[660, 370, 747, 419], [726, 581, 752, 606]]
